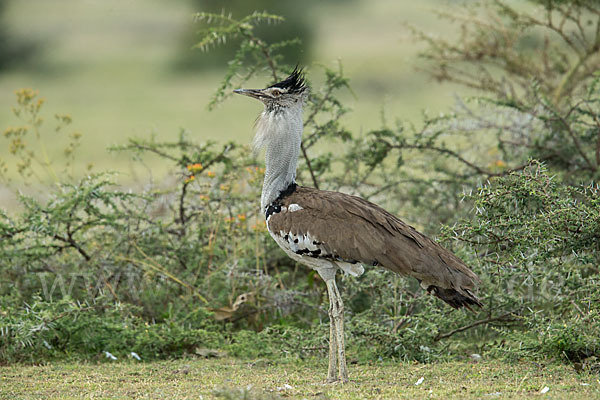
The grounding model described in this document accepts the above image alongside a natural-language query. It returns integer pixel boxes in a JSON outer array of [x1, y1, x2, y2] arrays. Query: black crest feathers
[[270, 66, 306, 93]]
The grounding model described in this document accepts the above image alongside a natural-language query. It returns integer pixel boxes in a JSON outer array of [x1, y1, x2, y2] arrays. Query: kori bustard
[[234, 67, 482, 383]]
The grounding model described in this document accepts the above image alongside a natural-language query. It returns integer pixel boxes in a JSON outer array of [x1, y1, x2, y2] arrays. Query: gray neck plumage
[[254, 103, 304, 214]]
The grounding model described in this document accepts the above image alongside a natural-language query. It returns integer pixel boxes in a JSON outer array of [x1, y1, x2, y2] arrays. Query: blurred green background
[[0, 0, 464, 205]]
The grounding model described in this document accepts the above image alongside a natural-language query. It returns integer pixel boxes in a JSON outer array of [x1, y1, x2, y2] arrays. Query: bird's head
[[233, 67, 308, 111]]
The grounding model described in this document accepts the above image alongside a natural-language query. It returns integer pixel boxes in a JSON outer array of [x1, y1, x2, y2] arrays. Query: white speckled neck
[[254, 102, 304, 212]]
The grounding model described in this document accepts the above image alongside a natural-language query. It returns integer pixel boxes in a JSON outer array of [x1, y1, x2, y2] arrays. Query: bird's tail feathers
[[427, 285, 483, 312]]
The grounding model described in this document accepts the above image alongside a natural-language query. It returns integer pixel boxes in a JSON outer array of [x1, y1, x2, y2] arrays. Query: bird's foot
[[325, 376, 349, 385]]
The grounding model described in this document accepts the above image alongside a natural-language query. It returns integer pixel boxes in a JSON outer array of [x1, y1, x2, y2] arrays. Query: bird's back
[[266, 185, 482, 310]]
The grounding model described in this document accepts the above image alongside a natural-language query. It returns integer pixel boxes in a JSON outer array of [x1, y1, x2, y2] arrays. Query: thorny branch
[[52, 233, 91, 261], [385, 141, 544, 178], [300, 143, 320, 189], [412, 1, 600, 106], [434, 309, 519, 341]]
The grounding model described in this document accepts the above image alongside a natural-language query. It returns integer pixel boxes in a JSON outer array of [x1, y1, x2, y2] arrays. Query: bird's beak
[[233, 88, 264, 100]]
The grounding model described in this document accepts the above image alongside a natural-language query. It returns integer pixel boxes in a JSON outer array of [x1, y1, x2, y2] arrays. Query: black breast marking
[[265, 182, 297, 219], [265, 203, 281, 218]]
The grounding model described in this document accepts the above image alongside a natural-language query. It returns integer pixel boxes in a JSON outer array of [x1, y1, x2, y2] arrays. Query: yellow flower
[[186, 162, 203, 173], [15, 88, 38, 105], [206, 171, 216, 178], [184, 175, 195, 184], [237, 213, 246, 221]]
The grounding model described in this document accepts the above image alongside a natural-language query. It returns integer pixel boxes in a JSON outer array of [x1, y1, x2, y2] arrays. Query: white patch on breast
[[264, 208, 367, 278], [287, 203, 303, 212], [271, 230, 318, 254], [268, 227, 366, 278]]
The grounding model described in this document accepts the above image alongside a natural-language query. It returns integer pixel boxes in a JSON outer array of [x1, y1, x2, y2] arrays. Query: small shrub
[[2, 3, 599, 365]]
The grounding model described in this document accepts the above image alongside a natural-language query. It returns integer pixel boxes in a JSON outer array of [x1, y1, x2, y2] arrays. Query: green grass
[[1, 358, 598, 399]]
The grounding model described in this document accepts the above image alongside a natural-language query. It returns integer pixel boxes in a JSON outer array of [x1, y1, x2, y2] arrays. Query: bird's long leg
[[326, 283, 338, 383], [318, 266, 346, 383], [328, 278, 348, 383]]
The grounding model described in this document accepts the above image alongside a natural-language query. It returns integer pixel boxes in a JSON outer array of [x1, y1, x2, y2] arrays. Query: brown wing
[[268, 186, 482, 308]]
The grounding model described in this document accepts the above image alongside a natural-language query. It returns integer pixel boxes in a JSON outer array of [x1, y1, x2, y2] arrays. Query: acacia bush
[[1, 1, 599, 367]]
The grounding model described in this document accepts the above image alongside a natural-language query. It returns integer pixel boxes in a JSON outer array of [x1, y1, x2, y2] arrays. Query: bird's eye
[[271, 89, 281, 97]]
